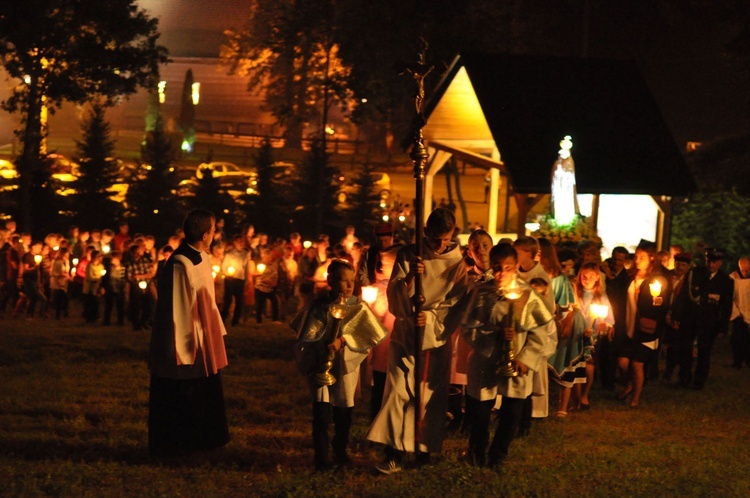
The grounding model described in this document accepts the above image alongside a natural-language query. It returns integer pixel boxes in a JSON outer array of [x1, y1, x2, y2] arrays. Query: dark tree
[[221, 0, 350, 147], [0, 0, 168, 232], [343, 162, 382, 234], [292, 137, 341, 237], [126, 115, 182, 239], [72, 103, 121, 228], [184, 168, 236, 226], [246, 139, 291, 236]]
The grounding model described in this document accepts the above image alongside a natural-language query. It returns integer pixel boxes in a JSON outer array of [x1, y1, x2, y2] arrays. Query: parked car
[[195, 161, 254, 181], [0, 159, 18, 180], [338, 171, 391, 204]]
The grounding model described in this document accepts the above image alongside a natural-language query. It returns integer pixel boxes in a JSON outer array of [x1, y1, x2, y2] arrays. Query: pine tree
[[292, 137, 341, 237], [126, 114, 183, 239], [72, 103, 121, 228], [343, 162, 382, 234], [247, 139, 291, 235]]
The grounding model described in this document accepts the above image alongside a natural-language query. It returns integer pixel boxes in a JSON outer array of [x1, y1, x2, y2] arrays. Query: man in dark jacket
[[691, 248, 734, 389]]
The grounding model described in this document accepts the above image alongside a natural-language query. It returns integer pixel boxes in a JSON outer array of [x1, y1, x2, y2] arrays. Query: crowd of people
[[4, 209, 747, 474], [287, 208, 746, 473]]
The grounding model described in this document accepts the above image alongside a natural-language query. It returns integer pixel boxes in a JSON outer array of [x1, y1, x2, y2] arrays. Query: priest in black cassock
[[148, 209, 230, 456]]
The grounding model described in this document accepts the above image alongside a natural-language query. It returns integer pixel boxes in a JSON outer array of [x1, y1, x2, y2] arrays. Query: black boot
[[332, 406, 353, 466], [312, 402, 332, 471]]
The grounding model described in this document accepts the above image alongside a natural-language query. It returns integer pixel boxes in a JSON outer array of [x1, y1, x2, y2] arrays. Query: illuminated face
[[492, 255, 518, 288], [673, 260, 690, 278], [634, 249, 651, 272], [426, 230, 453, 254], [468, 235, 493, 270], [328, 268, 355, 297], [579, 268, 599, 291]]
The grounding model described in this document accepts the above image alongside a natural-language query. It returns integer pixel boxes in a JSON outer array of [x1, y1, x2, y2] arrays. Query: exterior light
[[191, 82, 200, 105], [157, 81, 166, 104]]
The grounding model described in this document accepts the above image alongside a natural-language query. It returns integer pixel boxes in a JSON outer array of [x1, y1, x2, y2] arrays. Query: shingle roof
[[426, 53, 695, 196]]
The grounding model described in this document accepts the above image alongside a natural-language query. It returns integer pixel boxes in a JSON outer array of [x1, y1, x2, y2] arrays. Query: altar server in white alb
[[368, 208, 468, 474], [461, 243, 554, 468], [148, 209, 229, 456], [292, 259, 387, 471]]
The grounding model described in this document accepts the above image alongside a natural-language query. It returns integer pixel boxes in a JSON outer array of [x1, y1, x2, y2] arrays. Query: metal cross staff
[[401, 38, 432, 456]]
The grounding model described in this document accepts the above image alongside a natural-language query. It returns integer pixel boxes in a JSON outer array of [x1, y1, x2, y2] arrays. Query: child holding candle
[[572, 262, 614, 410]]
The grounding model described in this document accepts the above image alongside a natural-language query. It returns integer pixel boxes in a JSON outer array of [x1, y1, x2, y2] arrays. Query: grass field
[[1, 307, 750, 497]]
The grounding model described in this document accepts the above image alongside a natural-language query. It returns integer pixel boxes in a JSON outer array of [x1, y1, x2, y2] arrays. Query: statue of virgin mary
[[550, 135, 579, 226]]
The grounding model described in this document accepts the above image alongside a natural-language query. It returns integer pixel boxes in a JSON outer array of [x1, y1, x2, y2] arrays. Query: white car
[[0, 159, 18, 180], [195, 161, 254, 181]]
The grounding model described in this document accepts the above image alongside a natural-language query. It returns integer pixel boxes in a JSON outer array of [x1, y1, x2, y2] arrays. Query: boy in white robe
[[367, 208, 469, 474], [461, 243, 554, 468], [293, 259, 386, 471]]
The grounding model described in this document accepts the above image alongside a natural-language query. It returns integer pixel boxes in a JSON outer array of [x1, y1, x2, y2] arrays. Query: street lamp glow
[[157, 80, 166, 104], [191, 82, 200, 105]]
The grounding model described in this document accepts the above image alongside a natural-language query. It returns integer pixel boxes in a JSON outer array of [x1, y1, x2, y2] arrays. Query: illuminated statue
[[550, 135, 579, 226]]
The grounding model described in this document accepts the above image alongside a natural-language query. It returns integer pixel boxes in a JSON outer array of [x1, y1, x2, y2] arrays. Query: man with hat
[[663, 252, 699, 386], [690, 248, 734, 389]]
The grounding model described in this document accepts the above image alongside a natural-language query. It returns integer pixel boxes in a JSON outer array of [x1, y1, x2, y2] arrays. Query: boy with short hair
[[292, 259, 386, 471], [367, 207, 469, 473]]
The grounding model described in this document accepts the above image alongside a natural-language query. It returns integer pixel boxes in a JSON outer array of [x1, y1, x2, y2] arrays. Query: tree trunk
[[20, 83, 43, 232]]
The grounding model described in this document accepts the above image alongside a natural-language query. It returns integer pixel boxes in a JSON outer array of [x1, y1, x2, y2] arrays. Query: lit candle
[[138, 280, 148, 290], [212, 265, 220, 274], [590, 303, 609, 320], [303, 240, 312, 249], [257, 263, 267, 274], [100, 269, 107, 276], [226, 266, 236, 276], [70, 267, 77, 276], [649, 279, 663, 306], [102, 244, 110, 254], [361, 285, 378, 305], [72, 258, 79, 266], [34, 254, 42, 264], [649, 280, 662, 298]]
